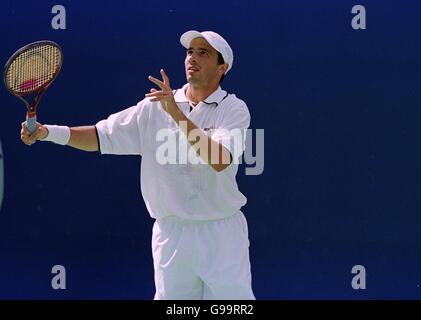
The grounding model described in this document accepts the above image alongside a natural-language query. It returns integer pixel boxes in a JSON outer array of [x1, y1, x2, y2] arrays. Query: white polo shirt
[[95, 84, 251, 220]]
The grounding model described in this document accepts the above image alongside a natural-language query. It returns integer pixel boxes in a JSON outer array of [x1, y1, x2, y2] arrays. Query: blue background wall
[[0, 0, 420, 299]]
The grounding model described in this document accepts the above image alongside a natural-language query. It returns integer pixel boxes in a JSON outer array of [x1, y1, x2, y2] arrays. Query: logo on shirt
[[203, 126, 215, 135]]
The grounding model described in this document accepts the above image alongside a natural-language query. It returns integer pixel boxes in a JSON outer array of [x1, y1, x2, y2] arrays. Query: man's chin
[[187, 76, 199, 85]]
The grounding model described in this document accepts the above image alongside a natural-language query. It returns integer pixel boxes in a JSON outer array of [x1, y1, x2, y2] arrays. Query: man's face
[[185, 37, 225, 87]]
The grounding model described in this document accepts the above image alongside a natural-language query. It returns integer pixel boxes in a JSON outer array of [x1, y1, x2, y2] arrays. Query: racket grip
[[26, 112, 37, 135]]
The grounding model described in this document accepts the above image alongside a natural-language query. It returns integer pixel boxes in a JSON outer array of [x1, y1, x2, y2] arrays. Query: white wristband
[[42, 125, 71, 145]]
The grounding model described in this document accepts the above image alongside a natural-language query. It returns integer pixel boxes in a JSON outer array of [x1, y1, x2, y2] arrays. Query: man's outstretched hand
[[20, 122, 48, 146], [145, 69, 179, 115]]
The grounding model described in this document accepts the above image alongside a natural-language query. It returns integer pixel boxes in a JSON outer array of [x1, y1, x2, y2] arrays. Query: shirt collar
[[173, 84, 228, 106]]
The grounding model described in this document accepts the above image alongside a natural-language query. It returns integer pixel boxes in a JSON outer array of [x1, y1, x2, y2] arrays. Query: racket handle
[[26, 112, 37, 135]]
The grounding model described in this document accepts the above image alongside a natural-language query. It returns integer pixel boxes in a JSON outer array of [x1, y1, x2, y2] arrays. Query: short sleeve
[[95, 99, 150, 155], [211, 100, 251, 162]]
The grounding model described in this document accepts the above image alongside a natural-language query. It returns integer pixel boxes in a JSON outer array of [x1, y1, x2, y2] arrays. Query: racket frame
[[3, 40, 63, 131]]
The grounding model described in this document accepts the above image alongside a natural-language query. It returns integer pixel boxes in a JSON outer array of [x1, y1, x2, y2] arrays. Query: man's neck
[[186, 83, 219, 106]]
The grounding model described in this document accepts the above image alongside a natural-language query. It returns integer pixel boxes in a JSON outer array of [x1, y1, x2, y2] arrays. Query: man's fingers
[[148, 76, 165, 89], [20, 123, 29, 137], [148, 89, 160, 97], [145, 93, 168, 102], [160, 69, 170, 87], [30, 127, 42, 141], [148, 72, 172, 91], [20, 122, 36, 137], [145, 92, 166, 97], [145, 70, 173, 108], [21, 122, 29, 133], [145, 91, 171, 98], [20, 133, 35, 145], [146, 96, 166, 102], [20, 122, 42, 145]]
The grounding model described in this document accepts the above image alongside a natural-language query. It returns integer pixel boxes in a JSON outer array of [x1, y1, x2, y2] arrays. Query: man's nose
[[188, 52, 197, 64]]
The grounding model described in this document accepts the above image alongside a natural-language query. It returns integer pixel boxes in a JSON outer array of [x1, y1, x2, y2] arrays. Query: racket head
[[4, 40, 63, 98]]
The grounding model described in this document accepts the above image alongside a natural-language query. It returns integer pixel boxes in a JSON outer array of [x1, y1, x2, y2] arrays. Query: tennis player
[[20, 30, 255, 300]]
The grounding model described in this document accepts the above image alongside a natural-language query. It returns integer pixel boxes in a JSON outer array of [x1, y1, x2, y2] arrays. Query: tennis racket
[[4, 40, 63, 134]]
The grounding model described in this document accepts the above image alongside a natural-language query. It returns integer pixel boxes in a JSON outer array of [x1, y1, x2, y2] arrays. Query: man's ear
[[218, 63, 228, 75]]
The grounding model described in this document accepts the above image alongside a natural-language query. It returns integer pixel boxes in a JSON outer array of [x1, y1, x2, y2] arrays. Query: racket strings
[[5, 44, 62, 94]]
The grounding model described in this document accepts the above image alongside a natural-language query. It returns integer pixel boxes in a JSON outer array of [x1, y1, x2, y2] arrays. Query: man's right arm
[[68, 126, 99, 152], [21, 123, 99, 152]]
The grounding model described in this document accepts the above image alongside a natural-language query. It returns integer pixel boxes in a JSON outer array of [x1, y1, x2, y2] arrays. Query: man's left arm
[[169, 107, 232, 172], [146, 69, 232, 172]]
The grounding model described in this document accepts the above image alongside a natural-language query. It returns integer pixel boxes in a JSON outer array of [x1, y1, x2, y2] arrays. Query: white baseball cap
[[180, 30, 234, 74]]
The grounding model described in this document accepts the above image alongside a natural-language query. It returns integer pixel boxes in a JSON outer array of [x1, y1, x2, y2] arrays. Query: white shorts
[[152, 212, 255, 300]]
